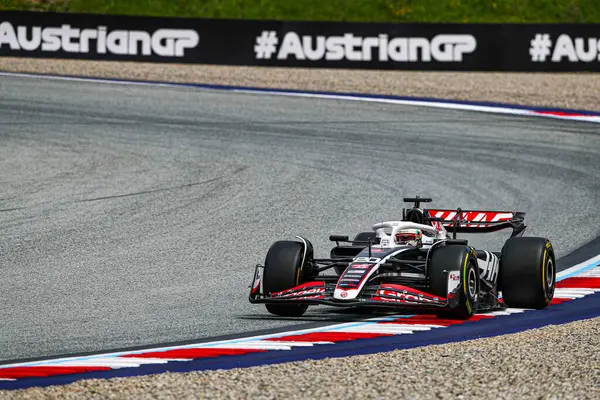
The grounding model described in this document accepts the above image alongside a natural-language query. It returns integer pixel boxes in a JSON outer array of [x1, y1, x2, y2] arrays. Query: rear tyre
[[263, 240, 309, 317], [500, 237, 555, 309], [429, 245, 480, 319]]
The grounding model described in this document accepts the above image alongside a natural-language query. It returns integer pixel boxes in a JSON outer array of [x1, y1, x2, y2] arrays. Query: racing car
[[249, 196, 556, 319]]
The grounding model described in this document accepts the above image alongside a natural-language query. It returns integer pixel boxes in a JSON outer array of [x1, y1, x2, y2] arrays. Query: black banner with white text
[[1, 11, 599, 71]]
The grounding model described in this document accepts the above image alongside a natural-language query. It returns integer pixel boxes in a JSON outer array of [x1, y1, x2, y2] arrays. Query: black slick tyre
[[499, 237, 555, 309], [263, 240, 308, 317], [429, 245, 480, 319]]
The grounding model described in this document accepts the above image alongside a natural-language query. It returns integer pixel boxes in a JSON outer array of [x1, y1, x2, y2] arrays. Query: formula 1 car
[[249, 196, 556, 319]]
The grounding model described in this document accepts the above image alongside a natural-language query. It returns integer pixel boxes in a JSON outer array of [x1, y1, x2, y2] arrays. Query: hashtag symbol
[[254, 31, 279, 59], [529, 34, 552, 62]]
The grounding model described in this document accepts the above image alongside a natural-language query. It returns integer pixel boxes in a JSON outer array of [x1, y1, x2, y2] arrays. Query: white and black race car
[[249, 196, 556, 319]]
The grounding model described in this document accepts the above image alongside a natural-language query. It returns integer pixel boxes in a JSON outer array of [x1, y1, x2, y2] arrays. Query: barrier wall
[[1, 11, 599, 71]]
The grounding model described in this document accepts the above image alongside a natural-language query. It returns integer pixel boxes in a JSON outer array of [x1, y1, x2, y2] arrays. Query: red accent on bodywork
[[251, 280, 260, 294], [267, 332, 393, 343], [0, 366, 111, 379], [556, 277, 600, 289], [336, 263, 377, 291], [271, 281, 325, 297], [426, 209, 514, 228], [122, 348, 266, 359], [289, 295, 325, 300], [371, 296, 441, 305], [378, 284, 447, 301]]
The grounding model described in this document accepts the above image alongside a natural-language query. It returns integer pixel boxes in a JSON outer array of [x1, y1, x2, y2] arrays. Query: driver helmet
[[395, 229, 422, 246]]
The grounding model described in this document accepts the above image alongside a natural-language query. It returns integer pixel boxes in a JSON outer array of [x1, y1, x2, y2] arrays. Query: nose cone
[[334, 288, 360, 300]]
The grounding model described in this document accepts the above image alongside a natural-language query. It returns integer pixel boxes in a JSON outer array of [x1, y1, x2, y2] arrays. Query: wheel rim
[[467, 265, 477, 299], [546, 258, 555, 293]]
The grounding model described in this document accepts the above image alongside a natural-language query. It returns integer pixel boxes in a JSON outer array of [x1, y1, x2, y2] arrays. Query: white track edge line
[[1, 71, 599, 124]]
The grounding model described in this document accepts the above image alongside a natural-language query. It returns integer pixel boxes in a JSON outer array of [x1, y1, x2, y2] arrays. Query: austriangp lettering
[[0, 21, 199, 57], [530, 33, 600, 62], [255, 31, 476, 62], [553, 34, 600, 61]]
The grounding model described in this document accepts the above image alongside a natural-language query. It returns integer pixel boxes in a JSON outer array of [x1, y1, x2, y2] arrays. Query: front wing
[[249, 265, 463, 311]]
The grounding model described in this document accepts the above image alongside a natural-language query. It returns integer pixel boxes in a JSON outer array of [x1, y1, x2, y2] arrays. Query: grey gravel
[[1, 58, 599, 112], [3, 317, 599, 399]]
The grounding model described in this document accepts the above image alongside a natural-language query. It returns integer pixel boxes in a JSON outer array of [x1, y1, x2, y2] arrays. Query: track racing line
[[0, 72, 599, 390]]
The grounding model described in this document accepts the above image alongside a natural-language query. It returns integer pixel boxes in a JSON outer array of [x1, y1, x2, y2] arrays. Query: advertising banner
[[1, 11, 599, 71]]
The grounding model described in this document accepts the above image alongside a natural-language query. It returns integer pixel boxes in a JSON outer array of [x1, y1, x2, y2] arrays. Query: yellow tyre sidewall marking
[[296, 264, 302, 285]]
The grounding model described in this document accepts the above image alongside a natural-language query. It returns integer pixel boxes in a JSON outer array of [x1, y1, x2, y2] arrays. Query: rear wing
[[425, 209, 526, 238]]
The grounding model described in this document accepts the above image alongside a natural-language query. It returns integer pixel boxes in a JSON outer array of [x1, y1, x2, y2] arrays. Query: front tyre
[[429, 245, 480, 319], [263, 240, 309, 317], [500, 237, 555, 309]]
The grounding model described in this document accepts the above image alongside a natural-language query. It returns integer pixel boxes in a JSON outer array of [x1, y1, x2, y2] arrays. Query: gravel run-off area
[[1, 57, 598, 398], [2, 317, 599, 399], [1, 57, 600, 112]]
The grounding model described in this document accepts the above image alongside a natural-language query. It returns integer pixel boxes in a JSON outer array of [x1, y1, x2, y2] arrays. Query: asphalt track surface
[[1, 75, 599, 362]]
